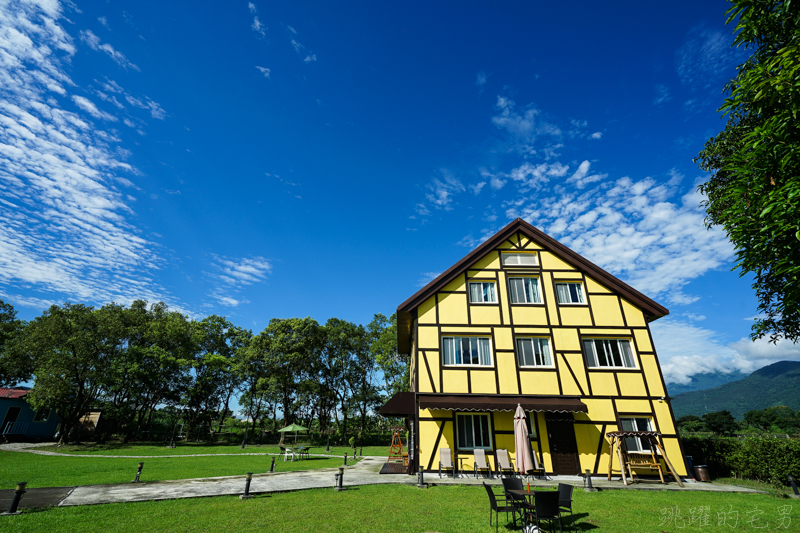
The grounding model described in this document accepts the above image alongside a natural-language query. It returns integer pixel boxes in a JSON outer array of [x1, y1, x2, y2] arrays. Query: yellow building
[[387, 218, 687, 479]]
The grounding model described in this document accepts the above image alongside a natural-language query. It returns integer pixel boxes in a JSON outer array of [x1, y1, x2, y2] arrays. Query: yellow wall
[[412, 232, 684, 478]]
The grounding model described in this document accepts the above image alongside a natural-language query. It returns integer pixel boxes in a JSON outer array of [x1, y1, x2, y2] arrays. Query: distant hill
[[665, 370, 749, 396], [670, 361, 800, 419]]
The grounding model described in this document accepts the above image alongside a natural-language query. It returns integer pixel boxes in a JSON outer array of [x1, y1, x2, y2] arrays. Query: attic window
[[501, 252, 538, 266]]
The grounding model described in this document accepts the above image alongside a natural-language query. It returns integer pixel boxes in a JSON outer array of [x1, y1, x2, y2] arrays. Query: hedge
[[681, 435, 800, 487]]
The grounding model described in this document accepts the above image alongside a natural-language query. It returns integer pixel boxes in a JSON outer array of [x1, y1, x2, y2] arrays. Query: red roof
[[0, 388, 28, 399]]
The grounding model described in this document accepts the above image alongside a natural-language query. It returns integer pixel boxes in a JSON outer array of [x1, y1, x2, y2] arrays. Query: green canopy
[[278, 423, 308, 432]]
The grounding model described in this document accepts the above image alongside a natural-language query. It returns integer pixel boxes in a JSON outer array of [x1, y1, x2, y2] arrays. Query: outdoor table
[[458, 457, 469, 478], [509, 489, 557, 507]]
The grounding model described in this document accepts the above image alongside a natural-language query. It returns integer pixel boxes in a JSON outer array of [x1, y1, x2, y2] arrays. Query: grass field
[[4, 483, 796, 532], [36, 442, 390, 457], [0, 451, 358, 488]]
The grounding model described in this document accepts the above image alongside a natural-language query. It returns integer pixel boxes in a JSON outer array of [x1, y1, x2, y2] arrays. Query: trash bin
[[694, 465, 711, 482]]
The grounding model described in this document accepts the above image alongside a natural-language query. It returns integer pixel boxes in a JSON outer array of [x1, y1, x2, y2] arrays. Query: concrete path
[[0, 444, 765, 509]]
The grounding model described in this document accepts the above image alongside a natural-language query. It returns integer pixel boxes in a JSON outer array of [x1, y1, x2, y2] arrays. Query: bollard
[[584, 469, 598, 492], [240, 472, 253, 500], [2, 482, 27, 516], [131, 462, 144, 483], [417, 466, 427, 489], [334, 472, 340, 490], [359, 446, 363, 457], [343, 453, 348, 466], [789, 475, 800, 499], [270, 457, 276, 473], [336, 467, 344, 491]]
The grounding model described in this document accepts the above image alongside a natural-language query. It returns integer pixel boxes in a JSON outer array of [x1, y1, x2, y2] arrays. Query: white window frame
[[456, 413, 493, 450], [555, 282, 585, 304], [508, 277, 542, 304], [515, 337, 553, 367], [501, 252, 539, 267], [468, 281, 497, 303], [442, 337, 493, 367], [583, 338, 636, 369], [619, 417, 654, 453]]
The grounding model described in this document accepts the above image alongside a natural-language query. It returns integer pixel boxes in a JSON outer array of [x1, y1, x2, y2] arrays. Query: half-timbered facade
[[388, 218, 687, 478]]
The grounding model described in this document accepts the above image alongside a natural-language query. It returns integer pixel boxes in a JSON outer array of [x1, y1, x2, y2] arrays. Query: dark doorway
[[1, 406, 21, 434], [545, 412, 580, 475]]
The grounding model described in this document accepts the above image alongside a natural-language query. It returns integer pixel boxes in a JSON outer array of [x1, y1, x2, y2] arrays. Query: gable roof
[[397, 218, 668, 354]]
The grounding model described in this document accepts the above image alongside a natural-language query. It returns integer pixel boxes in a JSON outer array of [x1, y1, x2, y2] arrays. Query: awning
[[419, 395, 587, 413], [607, 431, 661, 438], [379, 392, 416, 417]]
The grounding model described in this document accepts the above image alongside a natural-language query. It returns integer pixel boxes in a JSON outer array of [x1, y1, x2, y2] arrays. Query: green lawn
[[36, 442, 389, 457], [5, 483, 796, 532], [0, 451, 358, 488]]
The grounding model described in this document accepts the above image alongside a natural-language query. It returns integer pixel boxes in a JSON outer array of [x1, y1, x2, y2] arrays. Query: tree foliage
[[702, 410, 739, 437], [0, 299, 26, 387], [695, 0, 800, 342]]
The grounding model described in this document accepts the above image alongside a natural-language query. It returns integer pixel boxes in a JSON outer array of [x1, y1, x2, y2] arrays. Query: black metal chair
[[532, 490, 562, 533], [557, 483, 574, 527], [501, 476, 532, 519], [482, 482, 518, 533]]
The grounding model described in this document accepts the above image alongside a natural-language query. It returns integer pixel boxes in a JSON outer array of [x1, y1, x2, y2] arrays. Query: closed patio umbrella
[[514, 404, 536, 475]]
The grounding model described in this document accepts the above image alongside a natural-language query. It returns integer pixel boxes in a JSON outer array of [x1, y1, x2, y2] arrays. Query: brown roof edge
[[379, 392, 416, 417], [397, 218, 669, 320]]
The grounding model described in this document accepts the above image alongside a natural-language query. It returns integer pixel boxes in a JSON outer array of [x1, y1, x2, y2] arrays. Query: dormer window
[[501, 252, 538, 266], [469, 281, 497, 303]]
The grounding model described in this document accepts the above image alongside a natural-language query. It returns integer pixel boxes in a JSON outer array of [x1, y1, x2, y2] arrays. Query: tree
[[676, 414, 705, 434], [0, 299, 26, 387], [368, 313, 409, 397], [695, 0, 800, 342], [22, 303, 112, 444], [702, 410, 739, 437]]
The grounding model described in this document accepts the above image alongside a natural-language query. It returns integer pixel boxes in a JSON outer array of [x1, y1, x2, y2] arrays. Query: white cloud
[[98, 17, 110, 30], [652, 319, 800, 384], [653, 83, 671, 105], [213, 256, 272, 286], [124, 94, 166, 119], [248, 3, 257, 13], [417, 271, 441, 287], [71, 95, 117, 121], [251, 16, 266, 36], [589, 132, 602, 140], [476, 71, 487, 93], [291, 39, 303, 53], [424, 170, 465, 210], [415, 203, 430, 216], [0, 1, 176, 309], [79, 30, 139, 71], [255, 66, 270, 78], [506, 176, 734, 305], [286, 25, 297, 34], [304, 54, 316, 63], [676, 26, 743, 89], [470, 181, 486, 195], [565, 160, 606, 189], [491, 96, 562, 156]]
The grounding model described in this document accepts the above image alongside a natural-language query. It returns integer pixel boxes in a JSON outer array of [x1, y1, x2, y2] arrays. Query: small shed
[[0, 388, 59, 440]]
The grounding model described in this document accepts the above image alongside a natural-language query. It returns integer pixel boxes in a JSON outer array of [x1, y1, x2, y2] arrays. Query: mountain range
[[669, 360, 800, 419]]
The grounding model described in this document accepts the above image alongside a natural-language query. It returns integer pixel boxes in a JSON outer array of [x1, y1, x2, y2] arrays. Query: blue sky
[[1, 0, 798, 386]]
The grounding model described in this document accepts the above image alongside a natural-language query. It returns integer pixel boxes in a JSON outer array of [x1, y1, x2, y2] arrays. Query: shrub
[[681, 435, 800, 488]]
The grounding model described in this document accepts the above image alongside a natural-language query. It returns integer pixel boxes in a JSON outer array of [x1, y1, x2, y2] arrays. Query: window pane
[[464, 416, 474, 448], [469, 338, 479, 365], [509, 278, 522, 303], [517, 338, 530, 366], [609, 340, 623, 366], [620, 418, 635, 431], [469, 283, 481, 302], [479, 338, 491, 366], [480, 416, 491, 448], [624, 436, 640, 452], [575, 284, 584, 303], [540, 339, 552, 366], [584, 340, 598, 367], [556, 284, 568, 303], [485, 283, 495, 302], [528, 278, 541, 303], [620, 340, 634, 368], [458, 416, 466, 447], [443, 338, 453, 365]]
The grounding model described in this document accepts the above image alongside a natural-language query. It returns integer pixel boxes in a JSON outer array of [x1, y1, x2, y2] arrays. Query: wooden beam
[[655, 441, 684, 488]]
